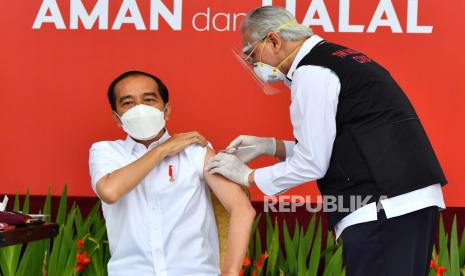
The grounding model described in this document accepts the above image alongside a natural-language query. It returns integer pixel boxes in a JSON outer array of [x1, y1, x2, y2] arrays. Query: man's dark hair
[[108, 70, 169, 111]]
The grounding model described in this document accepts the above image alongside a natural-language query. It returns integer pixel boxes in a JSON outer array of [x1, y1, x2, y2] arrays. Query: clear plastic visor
[[231, 43, 287, 95]]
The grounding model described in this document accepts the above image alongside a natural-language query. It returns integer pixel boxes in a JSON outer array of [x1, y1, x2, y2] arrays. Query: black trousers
[[340, 206, 438, 276]]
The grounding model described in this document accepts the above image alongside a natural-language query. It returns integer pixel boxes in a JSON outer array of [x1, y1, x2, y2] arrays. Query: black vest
[[296, 41, 447, 228]]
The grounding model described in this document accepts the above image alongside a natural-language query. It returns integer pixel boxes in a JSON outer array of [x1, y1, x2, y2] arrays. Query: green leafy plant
[[429, 215, 465, 276], [241, 212, 465, 276], [240, 212, 345, 276], [1, 186, 465, 276], [0, 185, 110, 276]]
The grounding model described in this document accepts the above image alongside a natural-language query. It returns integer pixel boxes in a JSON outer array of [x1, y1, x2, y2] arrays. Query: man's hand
[[226, 135, 276, 163], [159, 131, 208, 157], [95, 131, 208, 204], [206, 153, 253, 186]]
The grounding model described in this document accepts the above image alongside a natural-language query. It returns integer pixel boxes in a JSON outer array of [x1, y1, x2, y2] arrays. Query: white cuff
[[283, 140, 296, 158], [270, 137, 277, 156], [254, 167, 288, 196]]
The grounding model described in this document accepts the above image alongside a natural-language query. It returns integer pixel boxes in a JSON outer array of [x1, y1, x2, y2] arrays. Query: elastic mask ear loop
[[276, 20, 298, 32], [269, 20, 301, 73], [161, 104, 168, 133], [255, 20, 298, 68], [258, 36, 269, 68], [258, 34, 293, 75], [162, 104, 169, 120], [113, 110, 123, 124], [274, 39, 306, 71], [245, 42, 260, 63]]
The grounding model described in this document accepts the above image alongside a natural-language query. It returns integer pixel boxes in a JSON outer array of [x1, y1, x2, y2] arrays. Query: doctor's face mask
[[247, 36, 288, 83]]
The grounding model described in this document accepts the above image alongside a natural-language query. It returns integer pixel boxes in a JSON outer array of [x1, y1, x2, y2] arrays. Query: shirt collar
[[286, 35, 325, 82], [123, 129, 171, 154]]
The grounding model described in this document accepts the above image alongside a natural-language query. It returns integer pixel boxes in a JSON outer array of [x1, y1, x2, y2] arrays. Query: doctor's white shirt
[[89, 130, 220, 276], [253, 35, 445, 240]]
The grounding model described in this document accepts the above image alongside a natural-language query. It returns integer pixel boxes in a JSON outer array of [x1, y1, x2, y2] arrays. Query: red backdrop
[[0, 0, 463, 206]]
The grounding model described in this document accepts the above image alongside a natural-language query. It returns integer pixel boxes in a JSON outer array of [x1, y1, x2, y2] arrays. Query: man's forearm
[[222, 207, 256, 274], [97, 146, 168, 204]]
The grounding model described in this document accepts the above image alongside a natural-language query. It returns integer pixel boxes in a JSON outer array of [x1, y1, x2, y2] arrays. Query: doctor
[[207, 6, 447, 276]]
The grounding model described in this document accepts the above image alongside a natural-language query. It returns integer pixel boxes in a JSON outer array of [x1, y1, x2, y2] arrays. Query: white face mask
[[117, 104, 166, 141], [253, 62, 287, 83], [251, 37, 305, 84]]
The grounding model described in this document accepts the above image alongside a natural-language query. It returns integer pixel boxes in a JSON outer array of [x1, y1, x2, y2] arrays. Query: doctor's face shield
[[233, 21, 301, 95], [232, 35, 287, 95]]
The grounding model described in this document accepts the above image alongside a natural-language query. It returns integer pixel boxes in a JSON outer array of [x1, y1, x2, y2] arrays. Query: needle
[[219, 145, 256, 153]]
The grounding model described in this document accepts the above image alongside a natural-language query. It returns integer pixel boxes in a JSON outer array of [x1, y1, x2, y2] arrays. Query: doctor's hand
[[226, 135, 276, 163], [206, 153, 253, 187]]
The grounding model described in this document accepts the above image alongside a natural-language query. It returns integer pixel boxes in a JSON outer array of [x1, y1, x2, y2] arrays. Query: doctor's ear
[[164, 102, 171, 121], [267, 32, 282, 52]]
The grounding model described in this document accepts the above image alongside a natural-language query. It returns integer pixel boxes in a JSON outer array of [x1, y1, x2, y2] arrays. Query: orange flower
[[251, 272, 257, 276], [254, 253, 267, 269], [75, 240, 91, 272], [75, 251, 91, 272], [83, 257, 91, 264], [239, 269, 244, 276], [243, 255, 251, 267], [76, 239, 84, 249], [76, 251, 86, 262], [436, 266, 447, 276], [76, 251, 91, 265], [75, 263, 86, 271]]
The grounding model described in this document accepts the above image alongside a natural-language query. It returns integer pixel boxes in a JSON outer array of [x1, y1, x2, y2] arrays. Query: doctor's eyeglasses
[[240, 36, 268, 65]]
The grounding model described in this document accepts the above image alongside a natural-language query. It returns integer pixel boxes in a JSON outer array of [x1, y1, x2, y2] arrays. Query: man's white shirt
[[253, 35, 445, 240], [89, 131, 220, 276]]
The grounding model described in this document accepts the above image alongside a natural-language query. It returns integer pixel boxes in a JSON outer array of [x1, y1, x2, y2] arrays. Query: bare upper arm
[[203, 148, 252, 213]]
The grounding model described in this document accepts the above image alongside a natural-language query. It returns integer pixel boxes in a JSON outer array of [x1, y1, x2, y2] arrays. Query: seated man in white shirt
[[89, 70, 256, 276]]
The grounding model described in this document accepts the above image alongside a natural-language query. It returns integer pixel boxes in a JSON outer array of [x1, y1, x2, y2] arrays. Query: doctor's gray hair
[[241, 6, 313, 41]]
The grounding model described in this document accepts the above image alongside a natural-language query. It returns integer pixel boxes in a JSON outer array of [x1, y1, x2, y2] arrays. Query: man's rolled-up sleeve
[[255, 65, 340, 196], [89, 142, 121, 197]]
